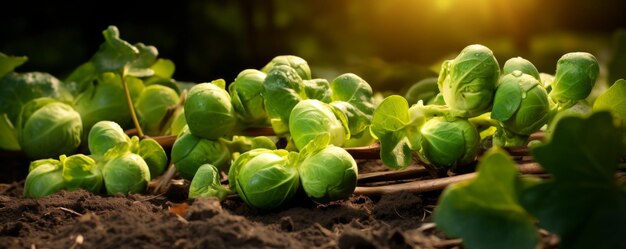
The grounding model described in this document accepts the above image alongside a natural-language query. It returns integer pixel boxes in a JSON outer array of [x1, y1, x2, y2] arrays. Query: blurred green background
[[2, 0, 626, 93]]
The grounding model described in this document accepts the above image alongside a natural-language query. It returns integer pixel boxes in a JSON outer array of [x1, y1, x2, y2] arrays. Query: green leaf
[[593, 79, 626, 121], [0, 113, 19, 151], [0, 52, 27, 78], [435, 148, 539, 249], [91, 26, 139, 73], [189, 164, 232, 200], [491, 77, 522, 121], [370, 95, 413, 169], [61, 154, 102, 194], [125, 43, 157, 77], [520, 111, 626, 249], [150, 58, 175, 79]]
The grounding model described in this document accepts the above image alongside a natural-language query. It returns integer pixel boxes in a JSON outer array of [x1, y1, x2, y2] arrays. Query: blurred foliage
[[1, 0, 625, 93]]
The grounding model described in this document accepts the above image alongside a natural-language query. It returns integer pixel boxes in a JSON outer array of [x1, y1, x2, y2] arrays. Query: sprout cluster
[[375, 44, 599, 175], [24, 120, 168, 197], [228, 140, 357, 209]]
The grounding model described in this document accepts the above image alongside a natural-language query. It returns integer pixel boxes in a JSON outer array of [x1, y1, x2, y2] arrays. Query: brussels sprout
[[261, 55, 312, 80], [171, 127, 231, 179], [185, 80, 237, 139], [229, 69, 268, 126], [492, 72, 551, 139], [228, 149, 299, 209], [17, 98, 82, 159], [330, 101, 370, 139], [74, 72, 144, 133], [24, 154, 103, 198], [405, 77, 440, 106], [303, 79, 332, 103], [188, 164, 232, 200], [223, 135, 277, 155], [502, 57, 540, 81], [24, 159, 65, 198], [0, 72, 71, 124], [135, 84, 179, 135], [137, 138, 168, 179], [88, 121, 130, 156], [437, 44, 500, 117], [330, 73, 375, 119], [549, 52, 599, 107], [289, 99, 348, 150], [61, 154, 102, 193], [298, 145, 358, 203], [264, 65, 306, 135], [167, 108, 187, 136], [418, 117, 480, 169], [102, 152, 150, 195]]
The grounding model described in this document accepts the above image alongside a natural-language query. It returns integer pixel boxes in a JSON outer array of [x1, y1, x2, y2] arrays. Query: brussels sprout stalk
[[120, 68, 144, 138]]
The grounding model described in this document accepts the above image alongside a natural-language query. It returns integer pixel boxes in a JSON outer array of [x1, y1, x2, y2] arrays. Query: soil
[[0, 160, 457, 249]]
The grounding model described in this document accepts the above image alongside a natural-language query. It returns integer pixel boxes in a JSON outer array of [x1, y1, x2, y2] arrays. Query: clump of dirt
[[0, 187, 447, 249]]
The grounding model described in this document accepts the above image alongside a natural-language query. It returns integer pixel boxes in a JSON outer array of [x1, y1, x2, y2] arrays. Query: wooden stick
[[354, 163, 544, 196], [358, 165, 428, 183]]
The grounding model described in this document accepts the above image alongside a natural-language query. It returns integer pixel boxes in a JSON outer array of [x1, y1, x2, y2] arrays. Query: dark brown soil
[[0, 161, 455, 249]]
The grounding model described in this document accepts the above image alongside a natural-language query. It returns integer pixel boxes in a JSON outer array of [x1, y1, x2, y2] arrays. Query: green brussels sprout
[[437, 44, 500, 117], [24, 159, 65, 198], [188, 164, 232, 200], [303, 79, 332, 103], [24, 154, 103, 198], [405, 77, 440, 106], [185, 80, 237, 139], [264, 65, 306, 135], [418, 117, 480, 169], [330, 73, 375, 119], [549, 52, 600, 107], [137, 138, 168, 179], [167, 108, 187, 136], [88, 121, 130, 156], [0, 72, 71, 124], [135, 84, 180, 135], [261, 55, 311, 80], [228, 149, 299, 209], [16, 98, 82, 159], [74, 72, 144, 133], [330, 101, 373, 147], [289, 99, 348, 150], [171, 127, 231, 180], [428, 93, 446, 105], [298, 145, 358, 203], [502, 57, 540, 81], [229, 69, 268, 126], [223, 135, 277, 155], [102, 152, 150, 195], [61, 154, 103, 193], [492, 72, 551, 138]]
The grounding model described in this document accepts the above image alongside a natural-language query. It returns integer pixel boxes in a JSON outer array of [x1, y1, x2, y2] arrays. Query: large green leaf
[[521, 112, 626, 249], [593, 79, 626, 121], [435, 148, 539, 249]]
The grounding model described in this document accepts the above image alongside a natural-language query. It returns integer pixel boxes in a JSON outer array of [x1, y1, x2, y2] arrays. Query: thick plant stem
[[120, 70, 144, 138]]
